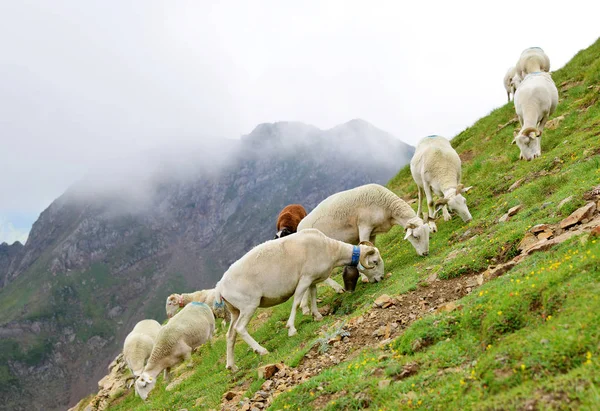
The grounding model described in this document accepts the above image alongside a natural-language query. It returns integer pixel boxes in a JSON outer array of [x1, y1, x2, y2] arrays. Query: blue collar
[[350, 245, 360, 267], [426, 135, 438, 138]]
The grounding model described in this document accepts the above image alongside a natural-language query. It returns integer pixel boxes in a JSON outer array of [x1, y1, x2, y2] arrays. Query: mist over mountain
[[0, 119, 413, 411]]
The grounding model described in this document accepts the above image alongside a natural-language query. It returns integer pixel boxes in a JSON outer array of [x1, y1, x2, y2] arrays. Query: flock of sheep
[[122, 46, 560, 401]]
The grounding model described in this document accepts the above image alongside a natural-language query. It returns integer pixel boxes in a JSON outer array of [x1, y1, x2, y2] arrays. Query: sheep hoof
[[226, 364, 239, 372], [313, 313, 323, 321], [288, 328, 297, 337], [301, 307, 311, 316], [255, 347, 269, 355], [335, 288, 345, 294], [428, 221, 438, 232]]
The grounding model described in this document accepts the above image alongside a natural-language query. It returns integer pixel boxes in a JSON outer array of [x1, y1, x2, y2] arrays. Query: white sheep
[[122, 319, 161, 380], [214, 228, 383, 371], [504, 67, 522, 102], [513, 72, 559, 160], [410, 135, 472, 231], [516, 47, 550, 78], [166, 289, 230, 327], [134, 302, 215, 400], [296, 183, 429, 294]]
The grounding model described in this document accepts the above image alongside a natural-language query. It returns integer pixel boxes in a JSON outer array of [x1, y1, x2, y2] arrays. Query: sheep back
[[411, 136, 461, 190], [147, 303, 215, 367], [123, 319, 161, 375]]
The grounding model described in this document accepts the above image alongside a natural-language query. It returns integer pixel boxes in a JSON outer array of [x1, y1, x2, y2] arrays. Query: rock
[[378, 379, 391, 389], [166, 371, 193, 392], [257, 363, 284, 380], [392, 362, 420, 380], [318, 304, 331, 316], [545, 114, 565, 130], [261, 380, 273, 391], [508, 178, 524, 192], [445, 248, 469, 262], [559, 202, 597, 229], [498, 213, 510, 223], [557, 196, 574, 210], [386, 272, 392, 278], [542, 202, 552, 209], [255, 391, 269, 399], [530, 224, 550, 233], [591, 226, 600, 237], [426, 272, 438, 284], [482, 261, 517, 281], [373, 294, 393, 308], [537, 231, 554, 241], [518, 232, 539, 251], [507, 204, 522, 216], [372, 326, 387, 337], [378, 338, 392, 348], [223, 391, 237, 401], [437, 301, 463, 313], [540, 339, 549, 345]]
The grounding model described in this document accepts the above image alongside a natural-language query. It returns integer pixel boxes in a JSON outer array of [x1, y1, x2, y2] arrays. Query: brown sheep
[[274, 204, 307, 239]]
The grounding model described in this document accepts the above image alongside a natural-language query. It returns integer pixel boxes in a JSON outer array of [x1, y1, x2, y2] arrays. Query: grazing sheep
[[504, 67, 522, 102], [513, 72, 559, 160], [214, 228, 383, 371], [135, 302, 215, 400], [166, 289, 230, 327], [122, 319, 162, 379], [297, 183, 429, 294], [516, 47, 550, 78], [274, 204, 307, 239], [410, 135, 472, 231]]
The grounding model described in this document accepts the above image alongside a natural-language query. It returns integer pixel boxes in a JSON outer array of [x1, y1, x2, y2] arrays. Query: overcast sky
[[0, 0, 598, 244]]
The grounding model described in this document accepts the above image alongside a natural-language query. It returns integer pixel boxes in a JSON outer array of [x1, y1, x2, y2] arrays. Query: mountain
[[72, 39, 600, 410], [0, 119, 414, 411]]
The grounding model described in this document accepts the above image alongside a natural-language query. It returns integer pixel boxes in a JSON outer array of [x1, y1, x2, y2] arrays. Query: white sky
[[0, 0, 598, 243]]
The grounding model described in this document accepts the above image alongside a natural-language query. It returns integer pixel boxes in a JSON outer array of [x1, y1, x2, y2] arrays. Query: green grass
[[97, 37, 600, 410]]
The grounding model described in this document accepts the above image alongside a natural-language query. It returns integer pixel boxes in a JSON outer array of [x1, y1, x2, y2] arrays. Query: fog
[[1, 0, 599, 243]]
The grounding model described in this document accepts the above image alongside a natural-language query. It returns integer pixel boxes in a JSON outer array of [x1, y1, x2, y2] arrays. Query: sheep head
[[165, 294, 182, 318], [134, 372, 156, 401], [403, 219, 430, 256], [357, 244, 384, 282], [514, 129, 541, 161]]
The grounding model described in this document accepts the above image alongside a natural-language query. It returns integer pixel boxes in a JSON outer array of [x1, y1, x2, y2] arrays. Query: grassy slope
[[107, 38, 600, 411]]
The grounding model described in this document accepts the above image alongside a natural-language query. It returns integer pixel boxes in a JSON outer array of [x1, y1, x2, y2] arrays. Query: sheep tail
[[521, 127, 540, 138]]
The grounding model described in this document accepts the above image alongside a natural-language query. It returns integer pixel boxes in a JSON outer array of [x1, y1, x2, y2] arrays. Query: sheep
[[213, 228, 383, 371], [513, 72, 559, 160], [410, 135, 472, 232], [166, 289, 230, 328], [122, 319, 162, 381], [274, 204, 307, 239], [134, 302, 215, 400], [504, 67, 522, 102], [296, 183, 430, 294], [516, 47, 550, 78]]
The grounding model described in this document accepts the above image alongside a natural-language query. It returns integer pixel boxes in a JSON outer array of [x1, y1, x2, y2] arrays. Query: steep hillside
[[0, 120, 413, 411], [74, 38, 600, 410]]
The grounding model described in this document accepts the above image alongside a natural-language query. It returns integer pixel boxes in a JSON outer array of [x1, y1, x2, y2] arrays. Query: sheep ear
[[511, 138, 517, 145], [455, 184, 464, 195], [404, 228, 413, 240], [359, 240, 374, 247], [461, 186, 473, 193]]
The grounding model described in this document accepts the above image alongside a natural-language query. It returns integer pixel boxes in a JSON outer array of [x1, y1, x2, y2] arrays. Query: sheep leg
[[286, 277, 313, 336], [226, 306, 240, 371], [163, 367, 171, 382], [416, 185, 423, 219], [442, 205, 452, 221], [235, 308, 268, 355], [300, 290, 311, 316], [309, 285, 322, 321], [422, 184, 438, 233]]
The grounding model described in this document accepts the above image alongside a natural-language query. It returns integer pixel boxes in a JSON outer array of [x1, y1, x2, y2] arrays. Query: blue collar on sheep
[[350, 245, 360, 267]]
